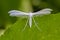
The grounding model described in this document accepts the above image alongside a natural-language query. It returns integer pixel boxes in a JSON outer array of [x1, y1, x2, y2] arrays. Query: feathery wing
[[8, 10, 29, 16], [33, 8, 53, 15]]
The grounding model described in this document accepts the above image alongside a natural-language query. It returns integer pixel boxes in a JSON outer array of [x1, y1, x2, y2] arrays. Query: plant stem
[[19, 0, 33, 12]]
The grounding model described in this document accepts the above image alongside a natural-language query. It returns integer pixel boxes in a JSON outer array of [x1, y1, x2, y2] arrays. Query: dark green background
[[0, 0, 60, 40]]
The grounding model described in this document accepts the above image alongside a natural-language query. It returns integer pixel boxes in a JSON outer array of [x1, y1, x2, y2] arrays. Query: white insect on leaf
[[8, 8, 53, 31]]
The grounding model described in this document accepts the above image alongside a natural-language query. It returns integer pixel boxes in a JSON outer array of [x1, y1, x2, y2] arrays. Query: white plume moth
[[8, 8, 53, 31]]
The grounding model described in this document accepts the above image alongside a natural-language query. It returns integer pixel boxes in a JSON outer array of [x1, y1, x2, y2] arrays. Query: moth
[[8, 8, 53, 31]]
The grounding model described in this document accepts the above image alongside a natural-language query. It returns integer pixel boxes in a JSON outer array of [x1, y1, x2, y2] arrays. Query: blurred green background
[[0, 0, 60, 29], [0, 0, 60, 40]]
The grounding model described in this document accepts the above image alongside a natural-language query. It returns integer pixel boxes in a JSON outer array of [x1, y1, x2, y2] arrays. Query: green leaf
[[0, 13, 60, 40]]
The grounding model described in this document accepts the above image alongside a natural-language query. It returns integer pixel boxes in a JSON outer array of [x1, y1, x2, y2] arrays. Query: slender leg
[[22, 19, 28, 32], [33, 17, 42, 31]]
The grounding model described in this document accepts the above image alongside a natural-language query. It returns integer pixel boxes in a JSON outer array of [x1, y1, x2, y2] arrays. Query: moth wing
[[8, 10, 29, 16], [33, 8, 53, 15]]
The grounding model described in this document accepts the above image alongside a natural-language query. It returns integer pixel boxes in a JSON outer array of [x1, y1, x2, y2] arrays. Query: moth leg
[[33, 17, 42, 31], [22, 19, 28, 32]]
